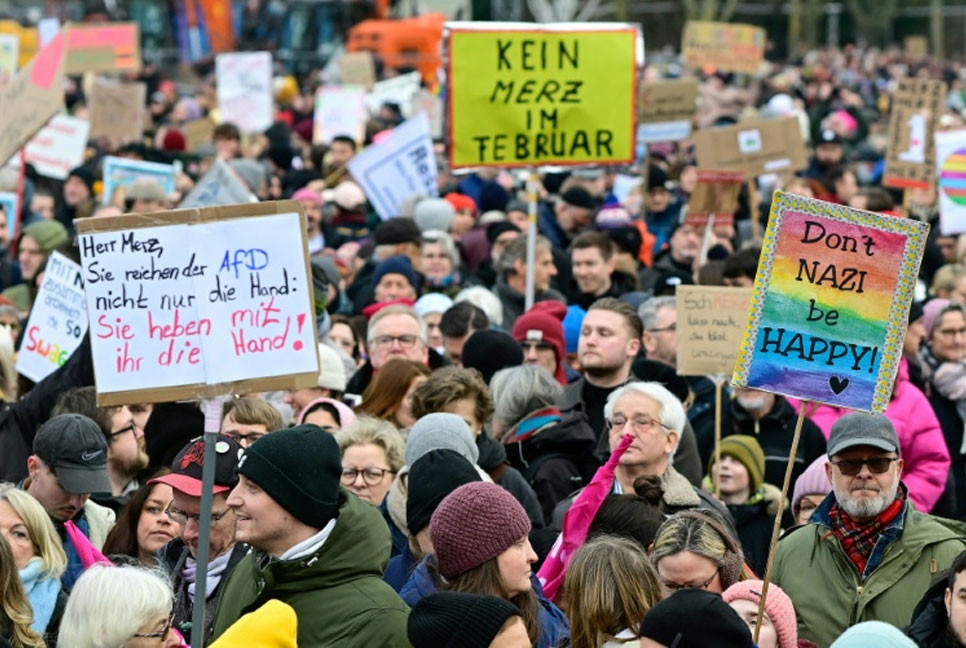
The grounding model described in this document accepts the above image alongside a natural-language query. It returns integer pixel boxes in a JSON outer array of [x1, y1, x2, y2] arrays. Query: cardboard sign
[[348, 112, 438, 221], [693, 117, 806, 178], [313, 86, 367, 145], [16, 252, 87, 382], [904, 36, 929, 59], [682, 21, 765, 75], [64, 23, 140, 74], [677, 285, 753, 376], [638, 79, 697, 143], [0, 29, 68, 168], [182, 118, 215, 151], [732, 192, 928, 413], [76, 201, 320, 406], [365, 71, 421, 116], [89, 80, 145, 141], [14, 114, 90, 181], [340, 51, 376, 88], [0, 33, 18, 84], [446, 22, 639, 168], [216, 51, 273, 134], [410, 89, 444, 140], [102, 156, 176, 206], [180, 158, 256, 208], [686, 170, 745, 228], [935, 129, 966, 235], [884, 78, 946, 190]]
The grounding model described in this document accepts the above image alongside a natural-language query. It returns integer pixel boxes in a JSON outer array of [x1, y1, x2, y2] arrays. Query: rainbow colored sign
[[732, 192, 928, 412]]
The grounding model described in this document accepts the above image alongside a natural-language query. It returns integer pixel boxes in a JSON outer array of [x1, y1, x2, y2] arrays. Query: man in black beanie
[[408, 592, 527, 648], [638, 589, 754, 648], [461, 329, 524, 385], [211, 425, 411, 645]]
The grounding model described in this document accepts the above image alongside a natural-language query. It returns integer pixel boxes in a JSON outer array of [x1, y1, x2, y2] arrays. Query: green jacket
[[210, 489, 411, 647], [772, 497, 966, 648]]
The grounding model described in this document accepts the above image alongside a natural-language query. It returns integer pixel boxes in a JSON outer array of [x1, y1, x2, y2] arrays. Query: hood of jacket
[[905, 571, 957, 648], [503, 412, 597, 464], [477, 432, 508, 471]]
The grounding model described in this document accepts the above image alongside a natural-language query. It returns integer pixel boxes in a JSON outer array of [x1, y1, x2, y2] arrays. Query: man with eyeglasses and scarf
[[773, 412, 966, 647]]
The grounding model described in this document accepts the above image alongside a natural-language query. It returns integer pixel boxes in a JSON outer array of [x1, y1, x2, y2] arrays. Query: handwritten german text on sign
[[732, 192, 928, 413], [677, 285, 752, 377], [89, 80, 145, 142], [638, 79, 697, 143], [446, 22, 639, 168], [313, 86, 367, 145], [77, 202, 319, 406], [884, 79, 946, 190], [682, 21, 764, 75], [935, 129, 966, 235], [216, 51, 273, 134], [16, 115, 90, 180], [17, 252, 87, 382]]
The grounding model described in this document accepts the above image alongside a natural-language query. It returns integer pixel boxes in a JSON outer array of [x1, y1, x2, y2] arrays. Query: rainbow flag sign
[[935, 129, 966, 235], [732, 192, 928, 412]]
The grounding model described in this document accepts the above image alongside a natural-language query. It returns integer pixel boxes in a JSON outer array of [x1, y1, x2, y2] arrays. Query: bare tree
[[682, 0, 743, 21], [527, 0, 611, 21], [845, 0, 899, 46]]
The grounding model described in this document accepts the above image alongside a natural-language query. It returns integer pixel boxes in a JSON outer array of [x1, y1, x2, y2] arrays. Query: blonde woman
[[650, 509, 750, 594], [564, 535, 663, 648], [0, 485, 67, 642], [334, 416, 406, 506], [0, 534, 44, 648]]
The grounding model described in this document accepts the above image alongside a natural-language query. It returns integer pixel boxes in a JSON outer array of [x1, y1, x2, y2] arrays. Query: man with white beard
[[772, 413, 966, 647]]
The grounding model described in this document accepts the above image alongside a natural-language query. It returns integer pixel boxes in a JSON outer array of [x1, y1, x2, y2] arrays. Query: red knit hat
[[162, 129, 186, 152], [511, 300, 567, 385], [444, 192, 477, 215], [429, 482, 531, 579], [722, 580, 798, 648]]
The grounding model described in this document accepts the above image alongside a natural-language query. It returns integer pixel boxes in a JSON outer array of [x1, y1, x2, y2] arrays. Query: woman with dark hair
[[298, 397, 357, 431], [329, 314, 363, 366], [102, 470, 178, 566], [356, 358, 431, 430], [588, 475, 666, 551]]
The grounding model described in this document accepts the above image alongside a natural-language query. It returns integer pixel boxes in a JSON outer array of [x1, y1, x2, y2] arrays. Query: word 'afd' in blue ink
[[220, 249, 269, 279]]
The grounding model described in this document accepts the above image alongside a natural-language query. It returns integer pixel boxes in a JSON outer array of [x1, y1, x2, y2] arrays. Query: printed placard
[[347, 112, 438, 221], [102, 156, 176, 206], [89, 80, 145, 141], [14, 115, 90, 180], [17, 252, 87, 382], [884, 78, 946, 190], [180, 158, 256, 208], [692, 117, 807, 177], [340, 51, 376, 88], [732, 192, 928, 413], [446, 22, 639, 168], [935, 129, 966, 235], [638, 79, 697, 143], [686, 170, 745, 228], [313, 86, 367, 145], [64, 23, 140, 74], [682, 21, 765, 75], [216, 51, 273, 134], [677, 285, 753, 376], [76, 201, 319, 406]]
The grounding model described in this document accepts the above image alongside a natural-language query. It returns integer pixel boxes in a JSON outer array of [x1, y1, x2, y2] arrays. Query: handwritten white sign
[[313, 85, 367, 145], [15, 115, 90, 180], [365, 71, 421, 117], [216, 51, 273, 134]]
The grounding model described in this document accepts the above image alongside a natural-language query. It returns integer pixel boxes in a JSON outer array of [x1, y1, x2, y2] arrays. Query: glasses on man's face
[[371, 334, 419, 349], [608, 414, 669, 434], [224, 431, 265, 446], [341, 467, 394, 486], [662, 565, 720, 592], [831, 457, 898, 476], [109, 422, 138, 440], [165, 506, 232, 526], [132, 612, 173, 641], [646, 324, 676, 334]]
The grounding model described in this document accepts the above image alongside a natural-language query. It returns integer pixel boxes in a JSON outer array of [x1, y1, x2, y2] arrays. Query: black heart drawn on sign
[[829, 377, 849, 395]]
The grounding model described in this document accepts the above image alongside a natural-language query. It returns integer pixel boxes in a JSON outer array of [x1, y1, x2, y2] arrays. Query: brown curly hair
[[409, 367, 494, 428]]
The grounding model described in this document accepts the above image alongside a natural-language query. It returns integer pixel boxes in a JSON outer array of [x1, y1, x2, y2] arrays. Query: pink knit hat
[[722, 580, 797, 648], [923, 298, 955, 340], [430, 482, 532, 579], [791, 454, 831, 518]]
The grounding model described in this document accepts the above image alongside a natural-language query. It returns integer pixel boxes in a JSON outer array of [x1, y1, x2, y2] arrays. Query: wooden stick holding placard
[[524, 172, 539, 312], [711, 374, 726, 500], [748, 179, 760, 241], [753, 405, 807, 644]]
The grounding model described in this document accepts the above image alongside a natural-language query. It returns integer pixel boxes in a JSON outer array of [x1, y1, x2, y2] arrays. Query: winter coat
[[905, 572, 960, 648], [567, 270, 637, 311], [210, 489, 411, 647], [772, 492, 966, 648], [789, 358, 951, 513], [493, 279, 566, 331], [723, 484, 783, 578], [477, 432, 546, 529]]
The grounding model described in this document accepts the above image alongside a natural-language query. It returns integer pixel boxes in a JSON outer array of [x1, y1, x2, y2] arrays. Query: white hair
[[455, 286, 504, 328], [367, 304, 428, 345], [421, 229, 460, 267], [57, 564, 173, 648], [638, 296, 676, 331], [490, 365, 564, 433], [604, 381, 686, 435]]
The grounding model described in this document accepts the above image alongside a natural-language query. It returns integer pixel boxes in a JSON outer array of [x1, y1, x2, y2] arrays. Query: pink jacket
[[790, 358, 949, 512]]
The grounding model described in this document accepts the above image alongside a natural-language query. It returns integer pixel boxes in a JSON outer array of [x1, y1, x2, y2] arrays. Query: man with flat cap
[[22, 413, 116, 588], [772, 412, 966, 646]]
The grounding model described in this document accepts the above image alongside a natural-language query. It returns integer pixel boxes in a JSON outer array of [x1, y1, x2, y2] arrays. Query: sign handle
[[747, 178, 760, 241], [524, 171, 538, 312], [711, 374, 725, 499], [753, 403, 807, 643]]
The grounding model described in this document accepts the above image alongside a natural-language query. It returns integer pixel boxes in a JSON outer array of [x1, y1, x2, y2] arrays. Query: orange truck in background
[[346, 12, 445, 84]]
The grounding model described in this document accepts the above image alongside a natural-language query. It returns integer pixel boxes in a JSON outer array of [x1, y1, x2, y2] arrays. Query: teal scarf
[[20, 557, 60, 633]]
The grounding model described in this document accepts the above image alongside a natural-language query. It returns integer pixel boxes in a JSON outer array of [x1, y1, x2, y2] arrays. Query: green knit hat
[[709, 435, 766, 494], [22, 220, 69, 253]]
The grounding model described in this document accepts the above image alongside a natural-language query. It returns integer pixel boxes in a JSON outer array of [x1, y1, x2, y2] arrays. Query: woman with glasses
[[57, 564, 180, 647], [650, 509, 749, 595], [334, 416, 405, 506], [419, 230, 464, 297], [103, 471, 178, 566]]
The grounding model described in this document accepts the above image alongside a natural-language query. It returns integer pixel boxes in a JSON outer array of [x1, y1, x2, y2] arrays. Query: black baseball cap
[[149, 434, 244, 497], [33, 414, 112, 495]]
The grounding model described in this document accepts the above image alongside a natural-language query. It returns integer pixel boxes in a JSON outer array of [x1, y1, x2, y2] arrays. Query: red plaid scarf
[[827, 488, 906, 575]]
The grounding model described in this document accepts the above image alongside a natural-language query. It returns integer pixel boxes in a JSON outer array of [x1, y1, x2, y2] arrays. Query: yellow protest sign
[[446, 23, 639, 169]]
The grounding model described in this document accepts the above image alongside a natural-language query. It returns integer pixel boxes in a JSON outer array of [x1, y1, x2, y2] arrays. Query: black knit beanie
[[236, 425, 342, 528], [461, 329, 523, 385], [408, 592, 522, 648], [406, 449, 481, 536], [639, 589, 754, 648]]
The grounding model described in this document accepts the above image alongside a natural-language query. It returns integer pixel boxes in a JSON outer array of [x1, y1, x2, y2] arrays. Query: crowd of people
[[0, 18, 965, 648]]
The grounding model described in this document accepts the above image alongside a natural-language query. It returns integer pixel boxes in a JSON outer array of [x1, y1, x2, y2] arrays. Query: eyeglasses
[[370, 334, 419, 349], [646, 324, 677, 334], [935, 326, 966, 339], [831, 457, 898, 476], [341, 467, 394, 486], [165, 506, 233, 525], [223, 431, 265, 445], [108, 422, 138, 440], [662, 566, 720, 592], [132, 613, 173, 640], [608, 414, 669, 433]]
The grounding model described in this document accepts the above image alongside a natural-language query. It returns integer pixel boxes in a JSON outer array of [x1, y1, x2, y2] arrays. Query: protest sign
[[884, 78, 946, 190], [89, 80, 145, 141], [935, 129, 966, 235], [0, 28, 67, 168], [904, 36, 929, 59], [102, 156, 176, 206], [686, 170, 745, 228], [340, 51, 376, 88], [180, 158, 256, 208], [76, 201, 320, 406], [365, 71, 421, 116], [693, 117, 807, 178], [0, 192, 18, 242], [410, 89, 444, 140], [446, 22, 639, 168], [682, 21, 765, 75], [182, 118, 215, 151], [677, 286, 753, 377], [638, 79, 697, 143], [38, 19, 59, 48], [216, 51, 273, 134], [732, 192, 928, 413], [12, 115, 90, 181], [313, 86, 367, 145], [348, 112, 438, 221], [16, 252, 87, 382], [0, 33, 18, 84], [64, 23, 140, 74]]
